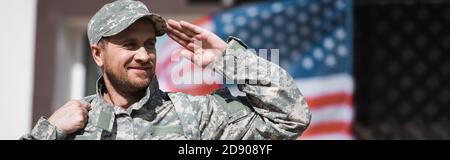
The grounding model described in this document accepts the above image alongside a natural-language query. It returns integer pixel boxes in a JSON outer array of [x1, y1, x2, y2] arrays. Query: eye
[[144, 42, 156, 51], [123, 42, 138, 50]]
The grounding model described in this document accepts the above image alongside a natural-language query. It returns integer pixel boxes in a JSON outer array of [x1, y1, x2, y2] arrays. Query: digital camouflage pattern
[[87, 0, 166, 45]]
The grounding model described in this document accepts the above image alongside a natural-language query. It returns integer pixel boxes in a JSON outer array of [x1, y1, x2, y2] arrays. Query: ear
[[91, 44, 105, 69]]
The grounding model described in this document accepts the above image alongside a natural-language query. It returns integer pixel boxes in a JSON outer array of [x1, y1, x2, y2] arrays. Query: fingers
[[50, 100, 91, 134], [77, 102, 90, 125], [78, 109, 88, 123], [167, 19, 208, 52], [67, 100, 90, 117], [167, 19, 203, 38], [167, 19, 183, 31], [167, 20, 192, 42], [167, 31, 189, 47], [74, 101, 90, 122], [180, 21, 203, 37], [79, 101, 92, 111]]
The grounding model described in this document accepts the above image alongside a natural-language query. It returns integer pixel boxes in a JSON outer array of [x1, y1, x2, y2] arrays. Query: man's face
[[100, 18, 157, 93]]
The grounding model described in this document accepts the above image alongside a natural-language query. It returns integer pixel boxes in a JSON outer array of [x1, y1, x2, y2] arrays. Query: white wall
[[0, 0, 37, 139]]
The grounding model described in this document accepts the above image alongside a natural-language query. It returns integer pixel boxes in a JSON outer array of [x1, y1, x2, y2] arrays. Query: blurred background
[[0, 0, 448, 140]]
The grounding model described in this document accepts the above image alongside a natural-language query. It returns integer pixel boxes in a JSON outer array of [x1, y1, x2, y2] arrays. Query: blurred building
[[353, 0, 450, 139]]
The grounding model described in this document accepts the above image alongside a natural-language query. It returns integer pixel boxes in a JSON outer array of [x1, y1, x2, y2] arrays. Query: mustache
[[127, 61, 154, 68]]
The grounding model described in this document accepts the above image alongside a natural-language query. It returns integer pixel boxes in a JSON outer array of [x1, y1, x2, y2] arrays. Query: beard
[[104, 63, 152, 94]]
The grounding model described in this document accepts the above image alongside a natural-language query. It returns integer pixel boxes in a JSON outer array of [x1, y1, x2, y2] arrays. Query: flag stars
[[287, 23, 296, 33], [261, 10, 271, 20], [246, 7, 258, 18], [236, 16, 247, 26], [274, 15, 284, 27], [289, 36, 299, 45], [324, 7, 333, 18], [275, 33, 285, 43], [266, 43, 275, 49], [313, 48, 324, 60], [286, 6, 296, 17], [290, 51, 302, 62], [302, 41, 312, 51], [336, 28, 346, 40], [272, 2, 284, 13], [224, 25, 235, 34], [309, 3, 320, 14], [324, 38, 335, 50], [303, 57, 314, 70], [337, 45, 349, 57], [336, 0, 346, 10], [262, 26, 273, 37], [300, 26, 310, 36], [249, 20, 260, 30], [297, 12, 308, 23], [212, 0, 351, 76], [221, 13, 233, 24], [325, 55, 337, 67], [313, 32, 323, 41], [238, 31, 249, 40], [251, 36, 262, 46], [279, 44, 288, 53], [297, 0, 308, 6], [312, 17, 322, 27]]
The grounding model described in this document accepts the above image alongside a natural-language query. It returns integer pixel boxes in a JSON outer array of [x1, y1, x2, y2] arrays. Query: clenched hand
[[48, 100, 91, 134]]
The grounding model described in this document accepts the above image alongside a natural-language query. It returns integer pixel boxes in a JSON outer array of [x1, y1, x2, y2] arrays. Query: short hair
[[97, 37, 109, 49]]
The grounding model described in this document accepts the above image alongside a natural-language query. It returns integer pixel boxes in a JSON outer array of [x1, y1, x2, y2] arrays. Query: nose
[[134, 47, 150, 64]]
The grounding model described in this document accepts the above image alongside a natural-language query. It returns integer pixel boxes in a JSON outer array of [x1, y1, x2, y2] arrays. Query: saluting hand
[[166, 19, 228, 68]]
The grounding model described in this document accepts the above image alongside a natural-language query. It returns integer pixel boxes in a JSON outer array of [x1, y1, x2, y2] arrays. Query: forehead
[[109, 18, 156, 41]]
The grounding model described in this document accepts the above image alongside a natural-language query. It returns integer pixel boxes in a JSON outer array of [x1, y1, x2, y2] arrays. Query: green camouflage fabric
[[87, 0, 166, 45], [21, 38, 311, 140]]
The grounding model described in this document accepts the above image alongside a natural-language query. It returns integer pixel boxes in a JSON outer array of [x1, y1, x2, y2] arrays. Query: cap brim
[[103, 13, 167, 38]]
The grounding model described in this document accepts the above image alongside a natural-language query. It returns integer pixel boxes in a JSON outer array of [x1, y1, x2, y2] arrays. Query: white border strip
[[310, 105, 354, 126], [296, 73, 354, 98]]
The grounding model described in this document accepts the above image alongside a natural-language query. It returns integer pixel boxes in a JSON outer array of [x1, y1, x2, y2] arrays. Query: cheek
[[149, 53, 157, 65], [150, 53, 156, 60], [106, 52, 133, 71]]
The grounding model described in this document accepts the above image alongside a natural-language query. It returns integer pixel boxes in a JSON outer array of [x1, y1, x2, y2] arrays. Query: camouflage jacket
[[21, 38, 311, 140]]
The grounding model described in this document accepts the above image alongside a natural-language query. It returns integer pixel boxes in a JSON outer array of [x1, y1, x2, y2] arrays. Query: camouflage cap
[[87, 0, 167, 45]]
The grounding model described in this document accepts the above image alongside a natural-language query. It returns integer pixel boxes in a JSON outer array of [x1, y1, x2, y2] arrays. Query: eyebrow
[[147, 38, 156, 43], [120, 38, 156, 44], [120, 38, 136, 44]]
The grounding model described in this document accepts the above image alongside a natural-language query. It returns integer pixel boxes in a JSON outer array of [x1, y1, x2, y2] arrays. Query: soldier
[[21, 0, 311, 140]]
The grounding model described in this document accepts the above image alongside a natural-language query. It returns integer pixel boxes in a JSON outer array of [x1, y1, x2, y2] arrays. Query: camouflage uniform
[[21, 0, 311, 140]]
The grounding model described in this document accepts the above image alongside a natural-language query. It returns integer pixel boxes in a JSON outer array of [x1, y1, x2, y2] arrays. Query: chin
[[130, 77, 151, 88]]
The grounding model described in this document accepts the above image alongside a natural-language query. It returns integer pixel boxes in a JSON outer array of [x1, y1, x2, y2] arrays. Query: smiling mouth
[[128, 67, 151, 73], [128, 67, 149, 70]]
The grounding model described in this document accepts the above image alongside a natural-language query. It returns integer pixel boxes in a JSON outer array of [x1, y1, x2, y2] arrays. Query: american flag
[[156, 0, 354, 140]]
